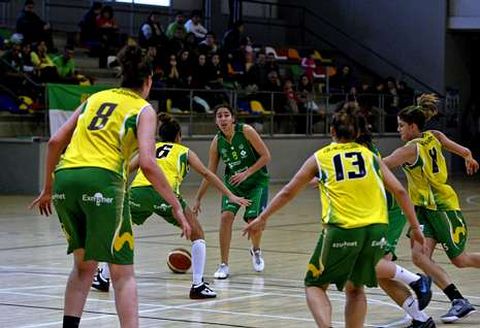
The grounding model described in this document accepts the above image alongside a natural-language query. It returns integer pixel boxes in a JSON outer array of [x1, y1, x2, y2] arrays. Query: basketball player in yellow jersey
[[30, 45, 191, 328], [384, 105, 479, 323], [243, 110, 425, 328], [94, 113, 250, 299]]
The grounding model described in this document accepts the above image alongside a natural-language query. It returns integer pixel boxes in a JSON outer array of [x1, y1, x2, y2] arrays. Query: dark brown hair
[[157, 113, 181, 142], [398, 105, 426, 130], [117, 45, 152, 89]]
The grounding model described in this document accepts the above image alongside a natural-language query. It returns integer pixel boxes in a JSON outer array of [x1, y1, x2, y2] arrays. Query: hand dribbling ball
[[167, 248, 192, 273]]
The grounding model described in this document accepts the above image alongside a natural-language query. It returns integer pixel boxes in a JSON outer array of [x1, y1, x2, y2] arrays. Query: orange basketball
[[167, 248, 192, 273]]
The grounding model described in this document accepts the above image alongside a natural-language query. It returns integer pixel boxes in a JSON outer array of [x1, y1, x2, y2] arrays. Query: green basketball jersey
[[216, 123, 269, 192]]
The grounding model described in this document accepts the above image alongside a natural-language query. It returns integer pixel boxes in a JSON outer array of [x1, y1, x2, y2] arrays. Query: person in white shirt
[[184, 10, 208, 41]]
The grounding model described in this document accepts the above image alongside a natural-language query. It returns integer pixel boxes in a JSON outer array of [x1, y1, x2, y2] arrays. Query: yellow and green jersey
[[131, 142, 189, 195], [402, 131, 460, 211], [315, 142, 388, 229], [57, 88, 150, 178]]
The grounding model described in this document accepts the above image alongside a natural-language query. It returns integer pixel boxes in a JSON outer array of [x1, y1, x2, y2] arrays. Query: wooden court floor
[[0, 177, 479, 327]]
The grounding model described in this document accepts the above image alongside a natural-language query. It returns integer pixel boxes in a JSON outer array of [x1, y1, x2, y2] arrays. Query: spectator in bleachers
[[166, 28, 186, 60], [31, 40, 59, 82], [265, 52, 280, 74], [96, 5, 120, 68], [184, 10, 208, 41], [52, 45, 91, 85], [21, 42, 34, 74], [245, 52, 268, 90], [384, 77, 399, 131], [397, 80, 414, 109], [184, 32, 200, 58], [330, 64, 355, 94], [206, 53, 224, 89], [1, 38, 23, 71], [78, 2, 102, 46], [138, 11, 166, 49], [283, 79, 299, 114], [198, 32, 218, 56], [166, 11, 187, 40], [164, 53, 188, 112], [177, 49, 193, 87], [297, 74, 314, 111], [16, 0, 55, 51], [191, 54, 210, 89], [301, 51, 316, 81], [53, 45, 75, 79], [356, 81, 379, 131], [263, 70, 282, 112], [222, 20, 244, 60]]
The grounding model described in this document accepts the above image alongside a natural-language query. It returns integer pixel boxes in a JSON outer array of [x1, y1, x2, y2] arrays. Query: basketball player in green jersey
[[193, 104, 271, 279], [93, 113, 250, 299], [352, 108, 434, 328], [30, 45, 191, 328], [243, 109, 425, 328], [384, 105, 479, 323]]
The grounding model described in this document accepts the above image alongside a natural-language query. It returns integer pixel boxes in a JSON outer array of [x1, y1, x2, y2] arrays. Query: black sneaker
[[409, 274, 432, 310], [189, 281, 217, 299], [441, 298, 476, 323], [92, 268, 110, 292], [408, 317, 436, 328]]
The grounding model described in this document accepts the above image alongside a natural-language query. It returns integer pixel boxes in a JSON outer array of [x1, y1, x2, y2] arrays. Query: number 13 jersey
[[57, 88, 151, 178], [315, 142, 388, 229], [402, 131, 460, 211]]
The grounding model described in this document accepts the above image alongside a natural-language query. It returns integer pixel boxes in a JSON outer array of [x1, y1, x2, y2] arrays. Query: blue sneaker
[[409, 274, 432, 310], [441, 298, 476, 323], [408, 317, 436, 328]]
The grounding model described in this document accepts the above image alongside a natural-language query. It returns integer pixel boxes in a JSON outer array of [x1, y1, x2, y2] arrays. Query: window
[[114, 0, 171, 6]]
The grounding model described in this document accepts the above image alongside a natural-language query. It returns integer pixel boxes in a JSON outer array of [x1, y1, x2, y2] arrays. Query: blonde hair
[[417, 93, 439, 120]]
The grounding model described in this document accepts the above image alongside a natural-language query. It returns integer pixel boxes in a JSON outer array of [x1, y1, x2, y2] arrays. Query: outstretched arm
[[193, 136, 220, 213], [229, 124, 271, 186], [189, 150, 250, 208], [242, 155, 318, 238], [430, 130, 479, 175], [30, 104, 82, 216], [383, 143, 417, 170]]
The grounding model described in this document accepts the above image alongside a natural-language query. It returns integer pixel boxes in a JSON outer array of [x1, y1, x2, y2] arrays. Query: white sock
[[192, 239, 206, 286], [100, 262, 110, 279], [402, 296, 430, 322], [393, 265, 419, 285]]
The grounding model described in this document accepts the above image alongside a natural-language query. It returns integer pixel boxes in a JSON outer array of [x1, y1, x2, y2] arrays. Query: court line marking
[[466, 194, 480, 206]]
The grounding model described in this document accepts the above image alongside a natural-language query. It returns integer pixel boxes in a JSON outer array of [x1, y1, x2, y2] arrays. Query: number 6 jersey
[[402, 131, 460, 211], [315, 142, 388, 229], [130, 142, 189, 195], [57, 88, 151, 178]]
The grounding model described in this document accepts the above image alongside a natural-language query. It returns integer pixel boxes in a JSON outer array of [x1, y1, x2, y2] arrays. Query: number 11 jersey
[[402, 131, 460, 211], [57, 88, 151, 178], [315, 142, 388, 229]]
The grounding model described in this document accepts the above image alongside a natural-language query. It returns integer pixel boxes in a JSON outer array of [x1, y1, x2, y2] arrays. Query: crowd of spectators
[[0, 1, 418, 133]]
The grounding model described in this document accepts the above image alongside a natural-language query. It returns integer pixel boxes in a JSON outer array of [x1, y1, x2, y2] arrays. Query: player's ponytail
[[417, 93, 439, 121], [331, 104, 359, 141], [117, 45, 152, 89], [158, 112, 181, 142]]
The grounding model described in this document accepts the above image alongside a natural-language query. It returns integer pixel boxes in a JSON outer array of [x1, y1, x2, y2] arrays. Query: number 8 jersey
[[315, 142, 388, 229], [402, 131, 460, 211], [57, 88, 151, 178]]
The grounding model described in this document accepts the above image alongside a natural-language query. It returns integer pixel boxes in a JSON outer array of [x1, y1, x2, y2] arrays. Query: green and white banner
[[47, 83, 110, 135]]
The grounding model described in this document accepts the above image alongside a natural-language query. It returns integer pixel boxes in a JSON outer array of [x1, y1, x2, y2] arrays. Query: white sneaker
[[250, 248, 265, 272], [214, 263, 229, 279]]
